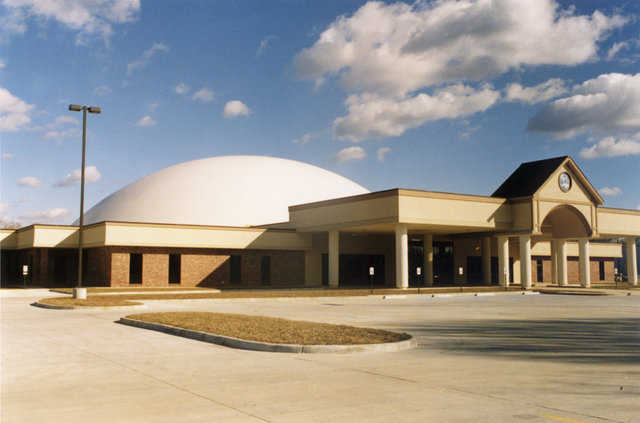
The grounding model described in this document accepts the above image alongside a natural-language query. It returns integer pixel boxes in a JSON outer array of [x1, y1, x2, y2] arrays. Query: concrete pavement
[[2, 291, 639, 422]]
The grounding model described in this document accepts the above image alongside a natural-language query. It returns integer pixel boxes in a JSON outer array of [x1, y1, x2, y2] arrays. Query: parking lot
[[2, 290, 639, 423]]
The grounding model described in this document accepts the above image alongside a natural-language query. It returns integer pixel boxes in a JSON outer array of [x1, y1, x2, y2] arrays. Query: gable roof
[[491, 156, 604, 205], [491, 156, 568, 198]]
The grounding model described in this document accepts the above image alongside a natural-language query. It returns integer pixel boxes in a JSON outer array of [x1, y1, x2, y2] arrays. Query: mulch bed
[[126, 312, 411, 345]]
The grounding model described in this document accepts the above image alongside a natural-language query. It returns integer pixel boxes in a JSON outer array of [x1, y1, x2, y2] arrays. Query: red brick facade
[[531, 256, 615, 284], [106, 247, 305, 288]]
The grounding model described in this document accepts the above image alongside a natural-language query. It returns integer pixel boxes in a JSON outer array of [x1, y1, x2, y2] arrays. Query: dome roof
[[82, 156, 369, 227]]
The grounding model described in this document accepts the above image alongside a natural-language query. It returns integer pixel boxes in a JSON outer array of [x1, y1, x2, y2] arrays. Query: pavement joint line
[[443, 386, 624, 423], [30, 329, 274, 423]]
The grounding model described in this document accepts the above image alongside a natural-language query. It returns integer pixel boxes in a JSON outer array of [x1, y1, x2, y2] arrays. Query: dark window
[[466, 256, 483, 284], [230, 255, 242, 284], [261, 256, 271, 285], [536, 259, 543, 282], [321, 254, 328, 286], [599, 261, 605, 281], [169, 254, 181, 284], [129, 253, 142, 284]]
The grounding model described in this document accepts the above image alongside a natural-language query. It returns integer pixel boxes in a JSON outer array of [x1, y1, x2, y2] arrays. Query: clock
[[558, 172, 572, 192]]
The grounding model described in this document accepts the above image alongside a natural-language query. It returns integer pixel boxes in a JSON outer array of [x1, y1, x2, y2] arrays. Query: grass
[[38, 297, 142, 307], [37, 286, 523, 307], [51, 287, 214, 294], [126, 312, 411, 345]]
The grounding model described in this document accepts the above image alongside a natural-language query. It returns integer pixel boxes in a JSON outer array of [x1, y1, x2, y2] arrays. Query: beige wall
[[399, 194, 510, 230], [598, 209, 640, 237], [290, 195, 399, 231]]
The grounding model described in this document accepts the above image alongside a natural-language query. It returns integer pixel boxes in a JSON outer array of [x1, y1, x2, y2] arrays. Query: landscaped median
[[118, 312, 415, 353], [34, 286, 524, 309], [34, 286, 530, 309], [34, 296, 144, 309]]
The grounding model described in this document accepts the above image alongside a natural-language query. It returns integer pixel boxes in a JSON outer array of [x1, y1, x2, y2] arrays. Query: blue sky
[[1, 0, 639, 226]]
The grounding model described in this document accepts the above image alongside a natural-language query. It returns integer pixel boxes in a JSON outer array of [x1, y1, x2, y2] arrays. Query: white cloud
[[295, 1, 625, 98], [257, 34, 277, 56], [606, 41, 628, 60], [0, 61, 5, 68], [377, 147, 390, 162], [135, 115, 156, 127], [295, 0, 623, 142], [127, 42, 169, 76], [21, 207, 70, 223], [2, 153, 15, 159], [579, 135, 640, 159], [292, 133, 313, 145], [334, 84, 499, 142], [292, 130, 326, 145], [192, 88, 214, 103], [18, 176, 42, 188], [223, 100, 250, 118], [0, 86, 33, 132], [2, 0, 140, 44], [334, 146, 366, 163], [53, 166, 101, 187], [93, 85, 112, 96], [598, 186, 622, 197], [0, 203, 8, 213], [505, 79, 568, 105], [174, 82, 189, 95], [43, 128, 80, 141], [149, 102, 159, 111], [53, 115, 78, 126], [528, 73, 640, 139]]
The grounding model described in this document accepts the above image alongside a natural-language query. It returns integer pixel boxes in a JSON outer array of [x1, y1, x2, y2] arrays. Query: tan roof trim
[[289, 188, 506, 212], [397, 189, 506, 203], [598, 207, 640, 216], [564, 159, 604, 205], [99, 220, 297, 232], [289, 189, 399, 211], [537, 198, 594, 207]]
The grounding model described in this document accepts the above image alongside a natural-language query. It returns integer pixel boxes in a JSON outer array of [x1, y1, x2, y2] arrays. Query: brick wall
[[106, 247, 305, 288], [530, 257, 616, 284], [181, 254, 229, 287], [111, 253, 130, 286], [84, 248, 108, 284], [143, 253, 170, 287]]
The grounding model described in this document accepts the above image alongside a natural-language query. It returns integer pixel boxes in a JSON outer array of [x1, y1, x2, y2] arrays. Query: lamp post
[[68, 104, 101, 298]]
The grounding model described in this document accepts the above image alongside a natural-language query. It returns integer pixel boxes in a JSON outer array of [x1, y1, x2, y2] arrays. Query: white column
[[558, 239, 568, 286], [551, 240, 558, 285], [519, 235, 532, 289], [424, 234, 434, 286], [626, 237, 638, 286], [395, 224, 409, 289], [578, 239, 591, 288], [482, 237, 492, 285], [328, 230, 339, 287], [497, 236, 510, 287]]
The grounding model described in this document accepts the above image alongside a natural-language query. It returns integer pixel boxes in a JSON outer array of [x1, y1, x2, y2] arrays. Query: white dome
[[82, 156, 369, 226]]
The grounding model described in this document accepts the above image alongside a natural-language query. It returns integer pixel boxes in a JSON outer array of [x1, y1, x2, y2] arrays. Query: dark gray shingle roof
[[491, 156, 568, 198]]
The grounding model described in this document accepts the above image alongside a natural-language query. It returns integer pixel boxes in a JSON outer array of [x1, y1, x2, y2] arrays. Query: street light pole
[[68, 104, 100, 297], [78, 106, 87, 289]]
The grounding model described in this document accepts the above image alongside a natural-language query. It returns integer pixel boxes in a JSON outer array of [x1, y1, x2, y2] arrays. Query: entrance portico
[[290, 157, 639, 288]]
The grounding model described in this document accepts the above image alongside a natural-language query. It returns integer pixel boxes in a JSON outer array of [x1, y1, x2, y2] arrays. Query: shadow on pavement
[[401, 318, 640, 364]]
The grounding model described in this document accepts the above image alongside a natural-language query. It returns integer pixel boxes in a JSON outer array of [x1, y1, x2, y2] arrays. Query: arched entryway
[[540, 205, 593, 287]]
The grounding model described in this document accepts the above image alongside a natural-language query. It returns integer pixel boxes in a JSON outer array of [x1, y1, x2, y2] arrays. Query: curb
[[117, 317, 416, 354], [31, 302, 148, 311], [534, 289, 609, 296]]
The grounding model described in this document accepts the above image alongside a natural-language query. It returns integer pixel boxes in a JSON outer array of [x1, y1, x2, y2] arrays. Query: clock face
[[558, 172, 572, 192]]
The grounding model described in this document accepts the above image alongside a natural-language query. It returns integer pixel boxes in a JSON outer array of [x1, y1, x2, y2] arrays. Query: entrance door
[[433, 241, 454, 284]]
